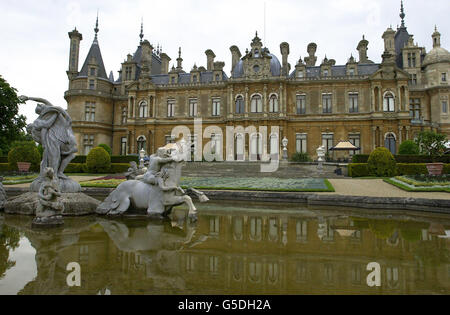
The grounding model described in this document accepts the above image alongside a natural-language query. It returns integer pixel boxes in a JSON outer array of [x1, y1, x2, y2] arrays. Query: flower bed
[[385, 175, 450, 193]]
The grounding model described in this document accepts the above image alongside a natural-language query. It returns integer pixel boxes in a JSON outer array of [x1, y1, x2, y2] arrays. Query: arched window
[[137, 136, 147, 153], [385, 133, 396, 155], [138, 101, 148, 118], [251, 95, 262, 113], [383, 92, 395, 112], [269, 94, 279, 113], [235, 95, 244, 114]]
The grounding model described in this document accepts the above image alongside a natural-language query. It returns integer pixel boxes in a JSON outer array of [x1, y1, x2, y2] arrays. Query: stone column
[[398, 125, 403, 144], [405, 126, 410, 140], [372, 126, 377, 149], [229, 86, 234, 118], [378, 88, 382, 112], [263, 84, 268, 117], [245, 85, 249, 118], [371, 88, 375, 112], [152, 95, 156, 118]]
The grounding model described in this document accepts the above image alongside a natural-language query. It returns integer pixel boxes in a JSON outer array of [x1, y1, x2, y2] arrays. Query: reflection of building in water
[[9, 212, 450, 295]]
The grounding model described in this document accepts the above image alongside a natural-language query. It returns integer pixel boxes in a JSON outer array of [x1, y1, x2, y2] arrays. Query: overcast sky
[[0, 0, 448, 124]]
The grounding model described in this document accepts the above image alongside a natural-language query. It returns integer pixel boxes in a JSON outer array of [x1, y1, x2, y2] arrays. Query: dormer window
[[254, 49, 260, 58], [383, 92, 395, 112], [215, 74, 220, 81], [297, 71, 304, 78], [90, 68, 96, 76], [193, 75, 198, 83], [323, 70, 329, 77], [349, 68, 355, 76]]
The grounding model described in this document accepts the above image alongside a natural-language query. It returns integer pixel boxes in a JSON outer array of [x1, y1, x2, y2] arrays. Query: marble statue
[[317, 145, 326, 171], [32, 167, 64, 227], [0, 177, 6, 210], [19, 96, 80, 193], [124, 161, 145, 180], [97, 142, 208, 221]]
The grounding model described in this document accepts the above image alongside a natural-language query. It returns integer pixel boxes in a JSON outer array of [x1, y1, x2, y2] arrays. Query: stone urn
[[426, 163, 444, 176], [17, 162, 31, 172]]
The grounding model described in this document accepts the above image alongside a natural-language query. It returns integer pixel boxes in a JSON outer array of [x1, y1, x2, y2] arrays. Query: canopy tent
[[329, 141, 360, 151]]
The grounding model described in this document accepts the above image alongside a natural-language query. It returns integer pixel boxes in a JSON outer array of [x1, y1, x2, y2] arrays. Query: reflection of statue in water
[[19, 96, 80, 193], [33, 167, 64, 227], [96, 142, 208, 221], [0, 177, 6, 210]]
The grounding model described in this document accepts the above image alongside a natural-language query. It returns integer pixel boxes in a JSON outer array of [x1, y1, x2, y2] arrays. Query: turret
[[67, 28, 83, 80]]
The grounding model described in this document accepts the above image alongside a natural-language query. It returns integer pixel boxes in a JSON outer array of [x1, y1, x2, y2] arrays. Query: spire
[[400, 0, 406, 28], [140, 18, 144, 44], [94, 11, 99, 43]]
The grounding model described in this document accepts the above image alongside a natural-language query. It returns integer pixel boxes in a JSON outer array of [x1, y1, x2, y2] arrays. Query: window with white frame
[[83, 135, 94, 155], [409, 74, 417, 85], [322, 133, 334, 152], [189, 99, 198, 117], [383, 92, 395, 112], [322, 94, 332, 114], [269, 94, 279, 113], [443, 100, 448, 114], [85, 102, 96, 121], [296, 133, 307, 153], [120, 137, 127, 156], [235, 95, 244, 114], [348, 134, 361, 156], [349, 93, 359, 113], [212, 98, 221, 116], [167, 99, 175, 117], [251, 95, 262, 113], [138, 101, 148, 118], [296, 94, 306, 114]]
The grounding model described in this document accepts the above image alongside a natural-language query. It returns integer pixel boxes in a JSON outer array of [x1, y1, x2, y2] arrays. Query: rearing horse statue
[[96, 142, 208, 221]]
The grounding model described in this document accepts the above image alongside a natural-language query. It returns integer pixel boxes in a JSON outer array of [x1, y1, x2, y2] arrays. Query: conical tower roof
[[79, 15, 108, 79]]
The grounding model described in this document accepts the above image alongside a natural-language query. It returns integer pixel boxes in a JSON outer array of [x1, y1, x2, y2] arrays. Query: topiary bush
[[97, 144, 112, 156], [86, 147, 111, 173], [7, 141, 41, 172], [367, 147, 397, 177], [291, 152, 312, 162], [348, 163, 370, 177], [398, 140, 420, 155]]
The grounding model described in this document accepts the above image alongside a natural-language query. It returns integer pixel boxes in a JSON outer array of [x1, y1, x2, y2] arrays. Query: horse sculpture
[[96, 142, 208, 221]]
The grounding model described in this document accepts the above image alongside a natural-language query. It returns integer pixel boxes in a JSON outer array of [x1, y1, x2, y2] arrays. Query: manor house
[[65, 3, 450, 160]]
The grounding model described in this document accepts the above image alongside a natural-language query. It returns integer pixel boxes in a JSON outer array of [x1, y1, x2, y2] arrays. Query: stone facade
[[65, 5, 450, 160]]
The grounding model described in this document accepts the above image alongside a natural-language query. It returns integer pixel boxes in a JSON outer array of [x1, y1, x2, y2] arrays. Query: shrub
[[72, 155, 87, 164], [396, 163, 428, 176], [348, 163, 370, 177], [98, 144, 112, 156], [7, 142, 41, 172], [65, 163, 85, 173], [398, 140, 420, 155], [109, 163, 130, 174], [0, 163, 9, 173], [444, 164, 450, 174], [291, 152, 312, 162], [86, 147, 111, 173], [111, 155, 139, 164], [352, 155, 369, 163], [0, 156, 8, 163], [367, 147, 396, 177]]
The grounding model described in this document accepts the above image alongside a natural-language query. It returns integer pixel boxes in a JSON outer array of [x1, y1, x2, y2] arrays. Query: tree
[[398, 140, 420, 155], [0, 76, 28, 154], [415, 131, 448, 157]]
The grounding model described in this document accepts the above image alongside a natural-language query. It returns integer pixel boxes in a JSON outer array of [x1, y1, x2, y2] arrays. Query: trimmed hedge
[[64, 163, 85, 173], [65, 163, 130, 174], [8, 142, 41, 172], [109, 163, 130, 174], [348, 164, 369, 177], [349, 163, 450, 177], [0, 163, 9, 173], [72, 155, 139, 164], [0, 157, 8, 163], [86, 147, 111, 173], [352, 154, 450, 164]]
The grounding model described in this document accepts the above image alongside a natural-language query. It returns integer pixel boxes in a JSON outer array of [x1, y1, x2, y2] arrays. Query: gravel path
[[318, 179, 450, 200]]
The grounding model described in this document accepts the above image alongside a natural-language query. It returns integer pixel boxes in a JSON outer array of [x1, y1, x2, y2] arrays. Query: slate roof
[[232, 53, 282, 78], [289, 63, 380, 78], [149, 71, 229, 86], [79, 39, 108, 79], [395, 26, 410, 68]]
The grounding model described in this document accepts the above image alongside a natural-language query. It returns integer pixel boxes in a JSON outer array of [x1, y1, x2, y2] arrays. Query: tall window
[[408, 53, 416, 67], [297, 70, 304, 78], [409, 74, 417, 85], [251, 95, 263, 113], [269, 95, 279, 113], [138, 101, 148, 118], [323, 69, 329, 77], [83, 135, 94, 155], [137, 136, 146, 152], [125, 67, 132, 80], [349, 93, 359, 113], [443, 100, 448, 114], [296, 134, 307, 153], [383, 92, 395, 112], [322, 94, 332, 114], [167, 100, 175, 117], [215, 74, 220, 81], [89, 80, 95, 90], [90, 67, 96, 76], [322, 134, 334, 152], [121, 107, 127, 124], [349, 68, 355, 76], [409, 98, 421, 120], [192, 75, 198, 83], [120, 137, 127, 155], [212, 98, 221, 116], [385, 133, 397, 155], [85, 102, 96, 121], [235, 96, 244, 114], [189, 99, 198, 117], [296, 95, 306, 115], [442, 73, 447, 82], [349, 134, 361, 156]]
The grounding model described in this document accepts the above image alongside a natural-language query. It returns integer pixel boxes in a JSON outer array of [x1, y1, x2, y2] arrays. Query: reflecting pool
[[0, 201, 449, 295]]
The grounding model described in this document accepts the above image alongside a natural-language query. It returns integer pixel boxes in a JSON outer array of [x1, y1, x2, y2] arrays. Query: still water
[[0, 201, 449, 295]]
